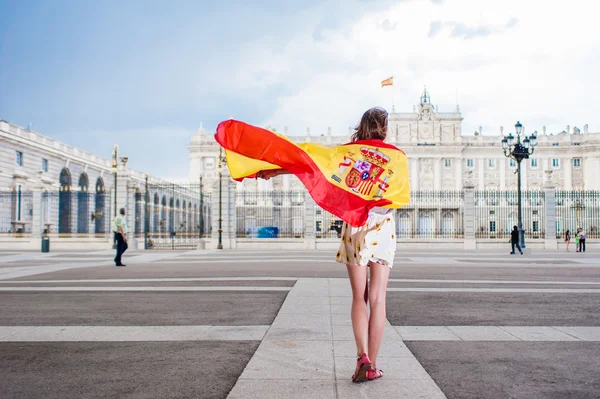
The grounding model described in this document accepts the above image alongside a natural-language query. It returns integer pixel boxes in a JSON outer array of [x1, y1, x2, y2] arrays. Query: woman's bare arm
[[256, 169, 291, 180]]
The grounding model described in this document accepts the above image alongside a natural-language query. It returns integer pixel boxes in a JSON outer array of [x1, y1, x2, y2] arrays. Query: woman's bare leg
[[367, 261, 391, 368], [346, 264, 369, 356]]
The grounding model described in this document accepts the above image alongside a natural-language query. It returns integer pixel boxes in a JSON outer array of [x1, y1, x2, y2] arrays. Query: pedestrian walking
[[258, 107, 398, 382], [112, 207, 128, 266], [578, 228, 586, 252], [565, 230, 571, 252], [575, 232, 580, 252], [510, 225, 523, 255]]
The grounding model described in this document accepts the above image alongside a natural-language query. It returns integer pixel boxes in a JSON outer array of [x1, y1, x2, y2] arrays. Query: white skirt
[[335, 211, 396, 268]]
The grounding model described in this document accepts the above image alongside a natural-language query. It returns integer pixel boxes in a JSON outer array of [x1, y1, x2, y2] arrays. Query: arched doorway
[[169, 198, 175, 233], [94, 178, 106, 234], [418, 211, 433, 237], [77, 173, 89, 234], [161, 196, 167, 233], [181, 200, 186, 234], [153, 193, 160, 233], [397, 211, 411, 238], [441, 211, 455, 237], [59, 168, 72, 234]]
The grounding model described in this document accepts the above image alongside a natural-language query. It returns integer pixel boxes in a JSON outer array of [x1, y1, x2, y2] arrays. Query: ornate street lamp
[[217, 147, 227, 249], [502, 121, 537, 248], [144, 174, 149, 250], [199, 174, 204, 239], [111, 145, 118, 249], [111, 144, 118, 218]]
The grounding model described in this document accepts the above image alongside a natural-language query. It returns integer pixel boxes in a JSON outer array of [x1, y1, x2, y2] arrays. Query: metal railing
[[236, 191, 305, 238], [475, 190, 545, 239], [144, 183, 211, 250], [396, 191, 464, 239], [555, 190, 600, 239]]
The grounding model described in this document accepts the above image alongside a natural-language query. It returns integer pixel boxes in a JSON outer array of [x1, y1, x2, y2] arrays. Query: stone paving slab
[[0, 325, 267, 341], [395, 326, 600, 341], [499, 326, 580, 341], [228, 380, 336, 399], [553, 326, 600, 341], [447, 326, 520, 341], [396, 326, 462, 341], [226, 278, 446, 398]]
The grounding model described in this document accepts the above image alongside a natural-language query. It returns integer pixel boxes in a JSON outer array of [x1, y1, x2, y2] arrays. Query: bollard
[[41, 229, 50, 252]]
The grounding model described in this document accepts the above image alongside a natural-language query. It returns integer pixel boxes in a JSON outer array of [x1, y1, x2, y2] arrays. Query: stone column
[[564, 157, 572, 190], [463, 182, 476, 250], [521, 159, 528, 189], [410, 158, 419, 191], [283, 175, 290, 191], [31, 188, 42, 239], [478, 159, 485, 189], [211, 180, 219, 247], [303, 192, 316, 249], [433, 159, 442, 191], [544, 170, 557, 250], [455, 157, 463, 191], [499, 158, 506, 190], [210, 176, 236, 249]]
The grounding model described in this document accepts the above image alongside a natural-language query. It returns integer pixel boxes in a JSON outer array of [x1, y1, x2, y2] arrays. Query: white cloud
[[231, 0, 599, 138]]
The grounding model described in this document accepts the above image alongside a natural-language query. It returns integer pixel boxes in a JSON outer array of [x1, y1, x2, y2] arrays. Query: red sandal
[[366, 367, 384, 380], [351, 353, 373, 383]]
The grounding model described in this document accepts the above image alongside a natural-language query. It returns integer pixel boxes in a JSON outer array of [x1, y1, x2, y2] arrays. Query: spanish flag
[[215, 120, 410, 227], [381, 76, 393, 87]]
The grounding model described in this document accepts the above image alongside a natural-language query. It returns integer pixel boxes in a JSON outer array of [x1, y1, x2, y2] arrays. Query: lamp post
[[111, 145, 118, 218], [144, 174, 149, 250], [501, 121, 537, 248], [199, 174, 204, 239], [217, 147, 224, 249], [111, 145, 118, 249]]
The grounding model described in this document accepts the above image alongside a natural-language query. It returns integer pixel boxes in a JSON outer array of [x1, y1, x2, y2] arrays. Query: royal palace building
[[1, 89, 598, 250], [189, 89, 600, 192]]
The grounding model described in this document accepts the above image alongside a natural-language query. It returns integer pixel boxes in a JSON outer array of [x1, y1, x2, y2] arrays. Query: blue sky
[[1, 0, 598, 180]]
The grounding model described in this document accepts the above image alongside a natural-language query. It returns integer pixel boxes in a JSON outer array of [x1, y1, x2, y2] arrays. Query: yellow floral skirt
[[335, 212, 396, 268]]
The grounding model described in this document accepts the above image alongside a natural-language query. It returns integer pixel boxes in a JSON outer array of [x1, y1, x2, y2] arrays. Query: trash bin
[[41, 236, 50, 252]]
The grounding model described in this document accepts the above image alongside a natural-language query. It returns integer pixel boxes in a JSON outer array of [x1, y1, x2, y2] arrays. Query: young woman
[[565, 230, 571, 252], [258, 107, 397, 383]]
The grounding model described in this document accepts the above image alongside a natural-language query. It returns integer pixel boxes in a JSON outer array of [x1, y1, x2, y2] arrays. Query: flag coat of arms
[[215, 120, 410, 227]]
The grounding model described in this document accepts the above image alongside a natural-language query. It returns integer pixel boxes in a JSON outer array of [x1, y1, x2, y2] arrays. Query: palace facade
[[188, 89, 600, 192]]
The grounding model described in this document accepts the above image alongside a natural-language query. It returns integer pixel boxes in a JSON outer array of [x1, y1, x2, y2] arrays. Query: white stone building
[[188, 89, 600, 192], [0, 120, 206, 250]]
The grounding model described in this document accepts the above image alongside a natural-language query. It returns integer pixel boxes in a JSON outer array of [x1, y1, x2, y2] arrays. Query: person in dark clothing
[[510, 226, 523, 255]]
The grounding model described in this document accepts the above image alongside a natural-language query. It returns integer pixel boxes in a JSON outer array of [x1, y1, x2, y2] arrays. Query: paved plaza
[[0, 248, 599, 398]]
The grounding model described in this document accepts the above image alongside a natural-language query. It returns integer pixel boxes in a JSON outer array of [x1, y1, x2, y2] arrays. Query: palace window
[[466, 159, 474, 168], [42, 159, 48, 172], [509, 159, 516, 167], [444, 159, 451, 168], [532, 221, 539, 233], [488, 159, 495, 168], [573, 158, 581, 167], [16, 151, 23, 166], [552, 159, 559, 168], [489, 221, 496, 232], [531, 159, 538, 168]]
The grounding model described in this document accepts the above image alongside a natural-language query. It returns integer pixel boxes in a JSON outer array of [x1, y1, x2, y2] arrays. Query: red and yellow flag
[[381, 76, 393, 87], [215, 120, 410, 227]]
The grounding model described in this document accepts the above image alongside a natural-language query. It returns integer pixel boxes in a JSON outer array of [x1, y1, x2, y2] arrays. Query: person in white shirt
[[111, 208, 128, 266]]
